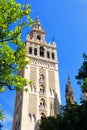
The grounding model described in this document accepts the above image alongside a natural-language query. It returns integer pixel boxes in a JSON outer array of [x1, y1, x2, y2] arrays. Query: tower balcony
[[39, 105, 46, 111], [39, 79, 45, 83], [39, 90, 46, 95]]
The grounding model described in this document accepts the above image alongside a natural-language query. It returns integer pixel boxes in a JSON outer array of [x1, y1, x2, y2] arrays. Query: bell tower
[[12, 17, 61, 130]]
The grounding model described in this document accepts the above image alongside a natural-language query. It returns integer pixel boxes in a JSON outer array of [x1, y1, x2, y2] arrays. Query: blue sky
[[0, 0, 87, 129]]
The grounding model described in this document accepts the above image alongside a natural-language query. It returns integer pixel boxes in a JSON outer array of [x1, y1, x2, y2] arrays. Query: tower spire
[[65, 76, 75, 104]]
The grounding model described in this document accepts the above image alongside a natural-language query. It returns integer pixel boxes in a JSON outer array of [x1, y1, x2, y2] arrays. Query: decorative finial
[[36, 15, 39, 22], [52, 37, 55, 42], [35, 15, 40, 25], [36, 15, 38, 19], [52, 37, 56, 46]]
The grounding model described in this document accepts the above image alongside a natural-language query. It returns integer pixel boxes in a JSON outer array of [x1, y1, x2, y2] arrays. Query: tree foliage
[[0, 105, 5, 121], [39, 102, 87, 130], [0, 0, 34, 92], [76, 53, 87, 91], [39, 114, 63, 130]]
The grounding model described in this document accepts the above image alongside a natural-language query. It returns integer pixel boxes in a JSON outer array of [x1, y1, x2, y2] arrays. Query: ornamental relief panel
[[48, 70, 55, 89], [30, 66, 37, 85], [32, 60, 55, 69]]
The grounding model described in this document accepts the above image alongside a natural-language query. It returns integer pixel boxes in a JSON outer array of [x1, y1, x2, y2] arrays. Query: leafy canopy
[[0, 0, 34, 92], [0, 105, 5, 121], [39, 102, 87, 130], [76, 53, 87, 91]]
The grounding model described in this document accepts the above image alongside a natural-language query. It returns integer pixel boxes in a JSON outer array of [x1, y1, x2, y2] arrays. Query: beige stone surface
[[12, 18, 61, 130]]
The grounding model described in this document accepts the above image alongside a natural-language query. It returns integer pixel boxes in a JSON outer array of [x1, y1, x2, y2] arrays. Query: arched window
[[37, 35, 41, 40], [47, 51, 50, 58], [40, 74, 44, 80], [34, 48, 37, 55], [41, 113, 46, 119], [39, 74, 45, 83], [40, 47, 44, 57], [40, 98, 46, 108], [29, 47, 32, 54], [40, 85, 45, 94]]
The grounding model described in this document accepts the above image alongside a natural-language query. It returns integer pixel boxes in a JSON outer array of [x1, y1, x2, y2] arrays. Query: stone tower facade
[[65, 76, 74, 104], [12, 17, 61, 130]]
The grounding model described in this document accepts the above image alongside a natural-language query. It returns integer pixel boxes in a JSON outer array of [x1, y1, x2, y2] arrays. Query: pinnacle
[[35, 16, 40, 24]]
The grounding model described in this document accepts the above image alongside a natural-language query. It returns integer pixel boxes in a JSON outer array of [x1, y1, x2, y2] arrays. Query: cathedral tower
[[12, 17, 61, 130], [65, 76, 74, 104]]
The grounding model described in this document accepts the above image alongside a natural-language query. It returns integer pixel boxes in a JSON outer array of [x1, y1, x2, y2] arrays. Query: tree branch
[[0, 81, 16, 91], [0, 32, 21, 43]]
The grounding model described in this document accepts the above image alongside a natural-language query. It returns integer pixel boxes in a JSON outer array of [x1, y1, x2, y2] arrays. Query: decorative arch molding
[[39, 85, 45, 94], [32, 60, 55, 69], [41, 112, 46, 119], [39, 98, 46, 109], [40, 74, 45, 80]]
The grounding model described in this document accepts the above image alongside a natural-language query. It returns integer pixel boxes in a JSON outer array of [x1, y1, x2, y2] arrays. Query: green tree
[[0, 105, 5, 121], [39, 102, 87, 130], [39, 114, 64, 130], [76, 53, 87, 91], [0, 0, 34, 92]]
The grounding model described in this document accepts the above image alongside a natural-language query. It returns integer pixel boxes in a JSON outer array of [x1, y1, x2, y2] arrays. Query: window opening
[[37, 35, 41, 40], [40, 47, 44, 57], [40, 85, 45, 94], [40, 98, 45, 107], [52, 52, 55, 59], [34, 48, 37, 55], [41, 113, 46, 119], [40, 74, 44, 79], [47, 51, 50, 58], [29, 47, 32, 54]]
